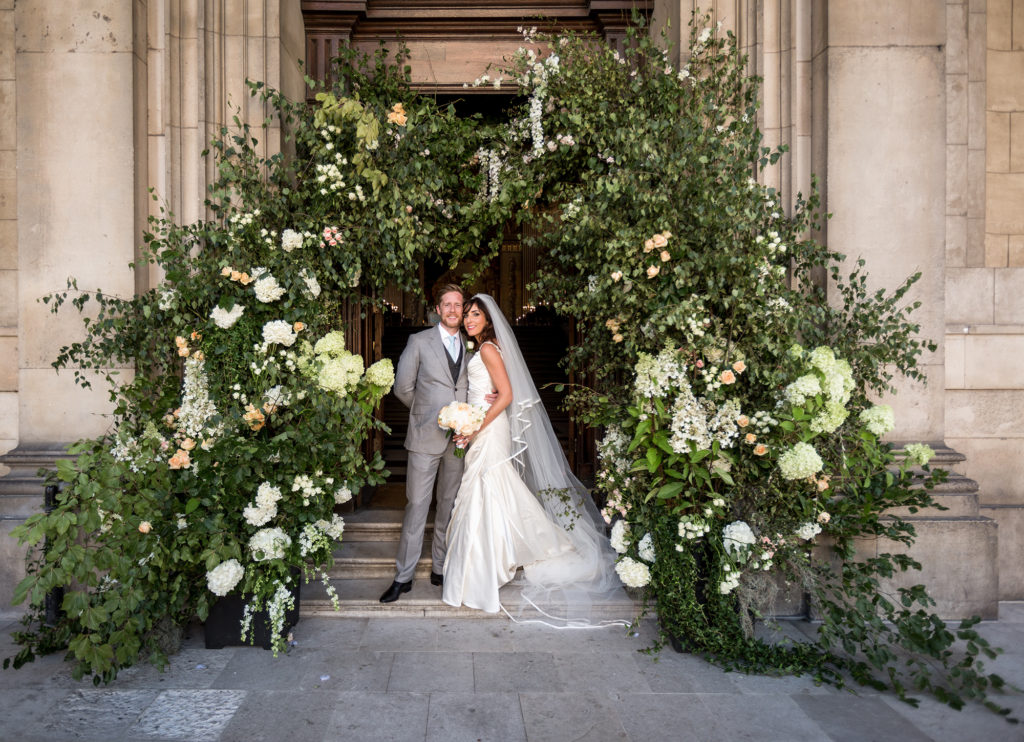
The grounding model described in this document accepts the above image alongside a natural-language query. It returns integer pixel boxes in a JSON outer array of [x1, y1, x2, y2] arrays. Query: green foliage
[[7, 42, 505, 682], [484, 15, 1012, 718]]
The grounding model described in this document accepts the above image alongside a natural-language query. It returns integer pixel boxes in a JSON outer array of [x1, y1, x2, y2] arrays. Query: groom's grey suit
[[392, 326, 468, 583]]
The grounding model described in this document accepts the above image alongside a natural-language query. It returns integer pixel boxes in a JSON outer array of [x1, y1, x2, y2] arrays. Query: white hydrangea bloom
[[778, 442, 824, 480], [299, 268, 321, 298], [281, 229, 304, 252], [784, 374, 821, 406], [177, 357, 219, 439], [254, 274, 286, 303], [859, 404, 895, 436], [615, 556, 651, 588], [609, 519, 629, 554], [210, 303, 245, 329], [903, 443, 935, 467], [638, 532, 656, 563], [206, 559, 244, 596], [722, 520, 755, 555], [262, 320, 297, 347], [334, 485, 353, 504], [365, 358, 395, 389], [249, 527, 291, 561], [795, 522, 822, 541]]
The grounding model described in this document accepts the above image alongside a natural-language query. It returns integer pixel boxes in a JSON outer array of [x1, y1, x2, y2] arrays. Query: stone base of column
[[979, 504, 1024, 601], [0, 444, 74, 614]]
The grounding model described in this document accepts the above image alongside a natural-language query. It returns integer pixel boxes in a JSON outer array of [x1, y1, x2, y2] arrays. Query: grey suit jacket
[[393, 327, 469, 455]]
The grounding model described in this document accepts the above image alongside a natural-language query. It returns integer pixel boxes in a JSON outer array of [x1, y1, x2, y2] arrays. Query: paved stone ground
[[1, 604, 1023, 742]]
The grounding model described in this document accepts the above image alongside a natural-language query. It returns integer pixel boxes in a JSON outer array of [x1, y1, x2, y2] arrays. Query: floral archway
[[5, 17, 1011, 715]]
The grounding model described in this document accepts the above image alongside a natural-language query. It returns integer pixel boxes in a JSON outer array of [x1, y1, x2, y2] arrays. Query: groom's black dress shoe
[[430, 571, 444, 587], [379, 580, 412, 603]]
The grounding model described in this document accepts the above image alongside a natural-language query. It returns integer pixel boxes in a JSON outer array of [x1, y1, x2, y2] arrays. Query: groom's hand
[[484, 390, 498, 405]]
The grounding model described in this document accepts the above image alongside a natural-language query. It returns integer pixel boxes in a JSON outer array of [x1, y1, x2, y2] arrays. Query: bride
[[442, 294, 621, 615]]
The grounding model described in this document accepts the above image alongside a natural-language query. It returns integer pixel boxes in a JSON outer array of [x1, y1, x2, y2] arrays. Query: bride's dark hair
[[465, 295, 498, 347]]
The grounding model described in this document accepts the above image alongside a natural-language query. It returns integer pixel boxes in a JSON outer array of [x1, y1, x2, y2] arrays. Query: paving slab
[[520, 690, 630, 742], [218, 689, 339, 742], [124, 689, 247, 741], [698, 693, 830, 741], [387, 650, 474, 693], [473, 651, 563, 692], [792, 694, 935, 742], [425, 691, 527, 742], [326, 690, 429, 742]]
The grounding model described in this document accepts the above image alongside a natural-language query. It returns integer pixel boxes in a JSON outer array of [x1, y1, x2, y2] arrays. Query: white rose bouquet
[[438, 401, 486, 458]]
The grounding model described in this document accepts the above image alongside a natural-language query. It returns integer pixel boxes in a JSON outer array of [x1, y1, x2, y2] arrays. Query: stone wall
[[0, 0, 16, 458], [945, 0, 1024, 599]]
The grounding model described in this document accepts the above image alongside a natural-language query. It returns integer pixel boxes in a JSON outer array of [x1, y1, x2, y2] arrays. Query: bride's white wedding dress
[[442, 343, 601, 613]]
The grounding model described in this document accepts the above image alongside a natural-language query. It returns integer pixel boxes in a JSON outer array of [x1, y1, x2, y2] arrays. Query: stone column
[[819, 0, 996, 618]]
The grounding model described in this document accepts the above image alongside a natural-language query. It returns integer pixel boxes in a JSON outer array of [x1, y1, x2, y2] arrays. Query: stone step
[[330, 539, 432, 579], [341, 508, 420, 542], [299, 577, 641, 621]]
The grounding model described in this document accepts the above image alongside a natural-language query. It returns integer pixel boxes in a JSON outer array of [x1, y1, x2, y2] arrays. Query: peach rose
[[230, 270, 242, 282], [736, 415, 750, 427], [652, 233, 668, 249], [817, 511, 831, 524], [611, 271, 623, 282], [237, 273, 253, 285], [745, 433, 757, 444], [180, 438, 196, 451], [168, 449, 191, 469], [719, 369, 736, 384], [138, 521, 152, 534], [643, 239, 655, 253], [612, 333, 624, 343], [190, 331, 202, 341], [753, 444, 768, 456], [221, 266, 233, 277], [174, 336, 188, 348], [732, 360, 746, 373], [243, 404, 266, 431], [387, 103, 408, 125], [177, 346, 190, 358], [646, 265, 660, 279], [293, 321, 305, 332], [659, 250, 671, 262], [192, 350, 205, 361]]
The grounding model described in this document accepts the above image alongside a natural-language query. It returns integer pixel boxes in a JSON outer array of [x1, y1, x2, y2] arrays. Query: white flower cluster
[[638, 533, 655, 563], [722, 520, 756, 556], [597, 425, 632, 474], [317, 513, 345, 541], [334, 484, 353, 504], [676, 515, 710, 544], [903, 442, 935, 467], [243, 481, 282, 526], [206, 558, 245, 596], [784, 374, 821, 406], [859, 404, 895, 436], [281, 229, 305, 252], [615, 556, 651, 588], [795, 522, 822, 541], [315, 161, 347, 195], [177, 357, 220, 439], [319, 353, 364, 396], [719, 564, 740, 594], [365, 358, 395, 389], [292, 474, 322, 506], [211, 303, 245, 329], [778, 441, 824, 480], [110, 431, 144, 473], [262, 320, 297, 347], [633, 348, 687, 399], [809, 347, 855, 404], [668, 390, 741, 454], [299, 268, 321, 298], [249, 527, 291, 561], [610, 519, 629, 554], [266, 581, 295, 651], [254, 273, 286, 303], [228, 209, 258, 232]]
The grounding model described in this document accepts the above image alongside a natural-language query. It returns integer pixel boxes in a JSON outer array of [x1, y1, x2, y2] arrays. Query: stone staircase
[[300, 484, 642, 621]]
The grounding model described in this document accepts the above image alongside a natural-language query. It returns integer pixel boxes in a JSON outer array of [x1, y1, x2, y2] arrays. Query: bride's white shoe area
[[299, 494, 639, 619]]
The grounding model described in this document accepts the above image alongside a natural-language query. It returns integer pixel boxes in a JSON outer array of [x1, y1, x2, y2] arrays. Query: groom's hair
[[434, 282, 465, 307]]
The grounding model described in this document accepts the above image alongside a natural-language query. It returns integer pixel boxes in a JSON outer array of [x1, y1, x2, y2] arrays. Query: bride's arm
[[473, 343, 513, 435]]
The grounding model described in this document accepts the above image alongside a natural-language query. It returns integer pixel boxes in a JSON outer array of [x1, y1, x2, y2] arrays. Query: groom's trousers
[[394, 446, 465, 583]]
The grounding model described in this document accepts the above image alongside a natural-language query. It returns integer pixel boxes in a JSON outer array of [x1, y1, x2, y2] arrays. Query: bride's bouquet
[[438, 401, 486, 457]]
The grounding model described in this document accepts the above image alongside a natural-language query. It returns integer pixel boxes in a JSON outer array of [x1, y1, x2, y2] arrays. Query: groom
[[380, 283, 470, 603]]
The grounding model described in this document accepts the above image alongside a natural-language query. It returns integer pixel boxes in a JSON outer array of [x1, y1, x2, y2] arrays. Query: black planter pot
[[204, 580, 301, 650]]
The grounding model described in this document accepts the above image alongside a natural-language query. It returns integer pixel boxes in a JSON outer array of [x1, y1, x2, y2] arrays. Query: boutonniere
[[464, 339, 475, 354]]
